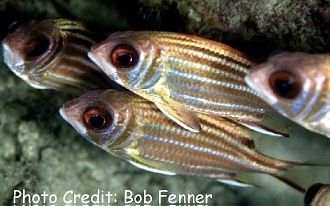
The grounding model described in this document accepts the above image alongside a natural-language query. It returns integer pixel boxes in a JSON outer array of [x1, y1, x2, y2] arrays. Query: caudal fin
[[271, 160, 330, 193]]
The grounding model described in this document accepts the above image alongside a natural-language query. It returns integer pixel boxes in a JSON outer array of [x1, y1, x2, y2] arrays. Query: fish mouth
[[1, 42, 33, 82], [88, 51, 125, 87], [87, 52, 102, 69], [59, 107, 71, 126], [244, 75, 258, 92], [59, 107, 87, 135], [2, 43, 24, 73], [2, 43, 47, 89], [245, 75, 278, 106], [2, 43, 11, 66]]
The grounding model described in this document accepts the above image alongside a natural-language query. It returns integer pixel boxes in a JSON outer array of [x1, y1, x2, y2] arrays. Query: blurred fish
[[88, 31, 290, 136], [60, 89, 313, 192], [2, 19, 120, 93], [304, 183, 330, 205], [245, 52, 330, 138]]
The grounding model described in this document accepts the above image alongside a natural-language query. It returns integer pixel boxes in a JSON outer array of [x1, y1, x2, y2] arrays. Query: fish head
[[245, 52, 327, 121], [60, 89, 132, 148], [89, 31, 161, 91], [2, 20, 62, 89]]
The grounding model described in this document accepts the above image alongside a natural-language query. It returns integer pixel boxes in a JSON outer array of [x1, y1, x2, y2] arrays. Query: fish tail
[[270, 159, 330, 193]]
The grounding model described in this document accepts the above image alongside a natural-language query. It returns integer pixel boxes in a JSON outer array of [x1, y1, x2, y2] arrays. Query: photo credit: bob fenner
[[13, 189, 212, 206]]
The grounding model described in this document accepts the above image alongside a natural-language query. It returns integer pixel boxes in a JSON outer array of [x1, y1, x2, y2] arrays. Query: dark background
[[1, 1, 330, 205]]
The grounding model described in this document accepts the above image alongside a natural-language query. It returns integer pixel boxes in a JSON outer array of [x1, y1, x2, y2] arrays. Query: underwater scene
[[1, 1, 330, 205]]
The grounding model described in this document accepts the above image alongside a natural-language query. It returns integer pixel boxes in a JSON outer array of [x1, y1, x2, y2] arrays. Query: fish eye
[[82, 106, 113, 130], [23, 33, 51, 59], [110, 44, 138, 69], [268, 70, 302, 99]]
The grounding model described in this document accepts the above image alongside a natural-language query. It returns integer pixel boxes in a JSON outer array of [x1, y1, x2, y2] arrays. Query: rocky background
[[1, 0, 330, 205]]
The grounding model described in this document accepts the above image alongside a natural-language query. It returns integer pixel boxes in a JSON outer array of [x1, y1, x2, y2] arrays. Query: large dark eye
[[269, 70, 302, 99], [82, 106, 113, 130], [110, 44, 138, 68], [23, 34, 50, 58]]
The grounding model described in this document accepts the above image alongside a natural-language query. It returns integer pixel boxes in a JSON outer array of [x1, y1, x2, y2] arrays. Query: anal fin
[[217, 179, 253, 187], [232, 111, 293, 138], [128, 160, 176, 176]]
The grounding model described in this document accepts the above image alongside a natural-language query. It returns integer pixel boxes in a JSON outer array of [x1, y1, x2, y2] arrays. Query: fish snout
[[2, 42, 26, 73]]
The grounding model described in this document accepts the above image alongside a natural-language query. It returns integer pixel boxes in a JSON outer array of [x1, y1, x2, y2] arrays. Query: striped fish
[[245, 52, 330, 138], [2, 19, 120, 93], [60, 89, 310, 192], [88, 31, 290, 136]]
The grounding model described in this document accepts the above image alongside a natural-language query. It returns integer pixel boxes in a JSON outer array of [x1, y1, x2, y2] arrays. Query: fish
[[88, 31, 291, 136], [304, 183, 330, 205], [245, 52, 330, 138], [2, 19, 121, 93], [60, 89, 313, 192]]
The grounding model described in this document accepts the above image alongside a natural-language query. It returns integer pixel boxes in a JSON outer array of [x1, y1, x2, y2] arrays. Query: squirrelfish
[[245, 52, 330, 138], [2, 19, 120, 93], [88, 31, 290, 136], [304, 183, 330, 205], [60, 89, 311, 192]]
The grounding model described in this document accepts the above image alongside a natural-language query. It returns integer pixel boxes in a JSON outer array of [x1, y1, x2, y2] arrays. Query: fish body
[[304, 183, 330, 205], [245, 52, 330, 138], [2, 19, 120, 93], [88, 31, 290, 136], [60, 89, 307, 191]]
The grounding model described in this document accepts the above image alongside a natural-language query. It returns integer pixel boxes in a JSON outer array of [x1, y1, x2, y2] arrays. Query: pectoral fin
[[154, 100, 201, 132], [217, 173, 260, 188]]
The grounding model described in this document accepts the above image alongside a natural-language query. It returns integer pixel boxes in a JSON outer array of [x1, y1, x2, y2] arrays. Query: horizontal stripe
[[44, 20, 113, 91], [95, 92, 294, 177], [91, 31, 287, 136], [151, 32, 253, 66], [128, 32, 271, 116]]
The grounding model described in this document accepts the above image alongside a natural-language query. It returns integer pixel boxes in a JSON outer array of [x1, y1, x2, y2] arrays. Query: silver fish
[[2, 19, 120, 93], [304, 183, 330, 205], [88, 31, 290, 137], [60, 89, 312, 192], [245, 52, 330, 138]]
